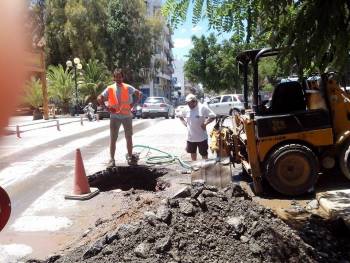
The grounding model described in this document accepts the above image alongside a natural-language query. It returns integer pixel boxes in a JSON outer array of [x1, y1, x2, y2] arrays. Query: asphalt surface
[[0, 116, 193, 261]]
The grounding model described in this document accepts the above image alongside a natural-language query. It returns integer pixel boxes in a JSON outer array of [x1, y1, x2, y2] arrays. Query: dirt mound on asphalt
[[28, 183, 350, 263]]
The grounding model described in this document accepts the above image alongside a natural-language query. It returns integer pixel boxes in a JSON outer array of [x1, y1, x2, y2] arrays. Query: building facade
[[141, 0, 174, 101]]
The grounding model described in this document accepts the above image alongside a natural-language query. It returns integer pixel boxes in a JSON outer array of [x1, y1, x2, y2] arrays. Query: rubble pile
[[30, 183, 350, 263]]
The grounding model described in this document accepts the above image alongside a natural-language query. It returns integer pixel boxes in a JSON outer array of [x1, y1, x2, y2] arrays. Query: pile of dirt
[[28, 182, 350, 263]]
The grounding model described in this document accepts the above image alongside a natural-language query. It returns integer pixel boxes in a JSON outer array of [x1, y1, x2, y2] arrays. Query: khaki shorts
[[110, 117, 133, 142]]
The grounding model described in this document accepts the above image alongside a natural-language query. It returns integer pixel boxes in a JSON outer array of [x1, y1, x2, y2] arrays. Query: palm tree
[[80, 59, 111, 105], [47, 65, 74, 114], [24, 77, 44, 120]]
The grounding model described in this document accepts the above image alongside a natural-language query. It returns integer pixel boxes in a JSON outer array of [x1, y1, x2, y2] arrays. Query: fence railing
[[7, 115, 98, 138]]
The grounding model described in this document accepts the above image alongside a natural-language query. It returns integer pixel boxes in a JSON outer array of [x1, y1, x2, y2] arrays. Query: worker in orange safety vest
[[97, 68, 142, 167]]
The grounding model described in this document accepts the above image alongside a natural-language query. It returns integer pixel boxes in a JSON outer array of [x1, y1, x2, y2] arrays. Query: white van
[[207, 94, 245, 116]]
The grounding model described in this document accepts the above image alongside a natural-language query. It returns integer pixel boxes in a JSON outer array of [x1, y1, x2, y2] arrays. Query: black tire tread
[[265, 143, 319, 196]]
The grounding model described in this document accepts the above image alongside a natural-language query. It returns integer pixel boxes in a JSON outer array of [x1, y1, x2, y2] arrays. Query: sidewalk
[[6, 115, 91, 133], [0, 115, 110, 159]]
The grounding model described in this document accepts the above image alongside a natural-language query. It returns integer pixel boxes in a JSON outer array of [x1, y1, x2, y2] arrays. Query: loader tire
[[339, 141, 350, 180], [265, 144, 319, 196]]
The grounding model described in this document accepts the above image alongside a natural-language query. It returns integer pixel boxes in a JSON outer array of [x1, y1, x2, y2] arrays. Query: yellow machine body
[[228, 77, 350, 195]]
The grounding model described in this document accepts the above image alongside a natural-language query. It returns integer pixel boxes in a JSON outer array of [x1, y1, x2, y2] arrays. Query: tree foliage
[[24, 77, 43, 109], [80, 59, 111, 104], [47, 64, 74, 113], [45, 0, 108, 66], [184, 34, 240, 93], [106, 0, 163, 86], [163, 0, 350, 73], [31, 0, 164, 88]]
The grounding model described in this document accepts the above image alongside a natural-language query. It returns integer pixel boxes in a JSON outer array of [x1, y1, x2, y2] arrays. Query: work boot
[[107, 159, 115, 168]]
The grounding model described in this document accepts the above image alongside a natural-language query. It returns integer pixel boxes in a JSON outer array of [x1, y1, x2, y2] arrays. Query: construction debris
[[27, 183, 350, 263]]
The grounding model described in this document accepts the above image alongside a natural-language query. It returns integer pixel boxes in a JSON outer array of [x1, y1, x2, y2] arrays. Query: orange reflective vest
[[107, 83, 131, 115]]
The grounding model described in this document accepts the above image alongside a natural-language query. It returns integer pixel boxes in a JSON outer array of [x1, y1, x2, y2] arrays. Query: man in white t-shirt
[[179, 94, 216, 161]]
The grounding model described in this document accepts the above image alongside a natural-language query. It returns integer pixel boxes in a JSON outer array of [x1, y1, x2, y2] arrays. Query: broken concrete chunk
[[155, 236, 171, 253], [156, 205, 172, 224], [106, 229, 119, 244], [82, 237, 106, 259], [226, 216, 246, 234], [249, 242, 263, 254], [144, 211, 158, 226], [196, 194, 206, 207], [169, 198, 179, 208], [102, 246, 113, 256], [179, 201, 195, 216], [240, 235, 249, 243], [205, 185, 218, 192], [305, 200, 319, 210], [116, 224, 140, 239], [202, 189, 218, 197], [172, 186, 192, 199], [134, 242, 151, 258]]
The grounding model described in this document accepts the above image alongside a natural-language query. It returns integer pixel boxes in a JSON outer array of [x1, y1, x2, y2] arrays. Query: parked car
[[131, 104, 142, 119], [175, 104, 187, 117], [207, 94, 245, 115], [96, 105, 110, 120], [141, 97, 175, 119]]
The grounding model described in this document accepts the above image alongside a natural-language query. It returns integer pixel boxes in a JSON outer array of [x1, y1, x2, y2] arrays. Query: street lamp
[[66, 57, 82, 116]]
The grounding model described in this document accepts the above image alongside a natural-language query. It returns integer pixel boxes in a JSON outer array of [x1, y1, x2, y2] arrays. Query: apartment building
[[141, 0, 174, 101]]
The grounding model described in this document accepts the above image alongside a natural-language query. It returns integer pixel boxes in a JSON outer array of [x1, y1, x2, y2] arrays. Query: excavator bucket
[[191, 158, 233, 188], [190, 117, 235, 188], [0, 186, 11, 231]]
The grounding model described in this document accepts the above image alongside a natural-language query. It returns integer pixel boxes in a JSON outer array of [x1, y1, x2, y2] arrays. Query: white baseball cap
[[185, 94, 197, 102]]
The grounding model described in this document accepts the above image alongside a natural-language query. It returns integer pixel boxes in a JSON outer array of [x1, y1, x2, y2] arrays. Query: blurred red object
[[0, 1, 26, 135]]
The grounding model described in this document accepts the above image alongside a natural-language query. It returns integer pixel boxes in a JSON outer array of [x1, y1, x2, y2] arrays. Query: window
[[153, 77, 160, 84], [237, 95, 244, 102], [222, 96, 232, 102], [145, 97, 164, 104], [209, 97, 221, 104]]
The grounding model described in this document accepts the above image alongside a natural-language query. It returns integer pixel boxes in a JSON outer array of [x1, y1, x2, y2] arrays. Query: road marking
[[0, 244, 32, 261], [11, 215, 72, 232]]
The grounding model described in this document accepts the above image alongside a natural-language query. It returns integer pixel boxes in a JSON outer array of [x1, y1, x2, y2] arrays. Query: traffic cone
[[65, 149, 99, 200]]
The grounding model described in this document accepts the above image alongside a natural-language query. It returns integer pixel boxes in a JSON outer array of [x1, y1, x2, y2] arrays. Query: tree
[[184, 34, 240, 93], [43, 0, 109, 66], [80, 59, 111, 104], [163, 0, 350, 74], [64, 0, 108, 62], [106, 0, 163, 87], [24, 77, 44, 120], [47, 64, 74, 114]]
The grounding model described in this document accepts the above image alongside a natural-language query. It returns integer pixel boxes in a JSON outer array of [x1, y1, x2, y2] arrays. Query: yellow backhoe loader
[[214, 48, 350, 196]]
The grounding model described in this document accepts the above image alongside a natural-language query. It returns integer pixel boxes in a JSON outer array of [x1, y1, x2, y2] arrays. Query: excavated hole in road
[[87, 165, 169, 192]]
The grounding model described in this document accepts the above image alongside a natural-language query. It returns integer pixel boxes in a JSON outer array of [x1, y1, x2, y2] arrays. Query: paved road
[[0, 117, 193, 261]]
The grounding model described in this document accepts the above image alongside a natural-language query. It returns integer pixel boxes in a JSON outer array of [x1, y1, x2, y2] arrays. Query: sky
[[171, 12, 231, 61]]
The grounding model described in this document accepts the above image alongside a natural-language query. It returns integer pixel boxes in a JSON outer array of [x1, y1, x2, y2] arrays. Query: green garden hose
[[132, 144, 192, 170]]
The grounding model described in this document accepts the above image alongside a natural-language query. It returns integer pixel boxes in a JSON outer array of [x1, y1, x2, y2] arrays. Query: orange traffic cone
[[65, 149, 99, 200]]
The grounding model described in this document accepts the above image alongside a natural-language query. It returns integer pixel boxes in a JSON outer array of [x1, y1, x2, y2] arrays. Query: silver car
[[207, 94, 245, 115], [141, 97, 175, 119]]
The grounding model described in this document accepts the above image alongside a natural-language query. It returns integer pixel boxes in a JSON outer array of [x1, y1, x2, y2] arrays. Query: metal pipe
[[74, 66, 78, 116], [56, 120, 60, 131], [252, 60, 259, 114], [243, 63, 249, 109], [16, 125, 20, 138]]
